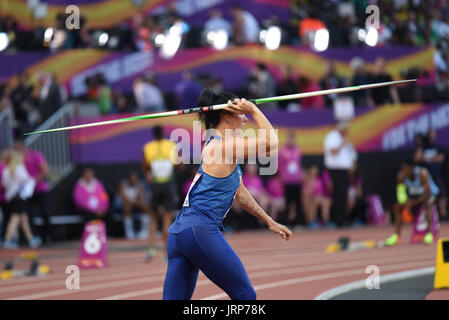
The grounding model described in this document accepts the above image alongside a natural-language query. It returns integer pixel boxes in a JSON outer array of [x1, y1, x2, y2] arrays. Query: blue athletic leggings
[[162, 225, 256, 300]]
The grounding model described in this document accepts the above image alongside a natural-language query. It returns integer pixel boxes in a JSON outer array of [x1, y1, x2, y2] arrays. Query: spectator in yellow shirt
[[142, 125, 177, 261]]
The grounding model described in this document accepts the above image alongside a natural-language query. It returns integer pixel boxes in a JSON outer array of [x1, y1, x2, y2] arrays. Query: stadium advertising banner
[[69, 103, 449, 163]]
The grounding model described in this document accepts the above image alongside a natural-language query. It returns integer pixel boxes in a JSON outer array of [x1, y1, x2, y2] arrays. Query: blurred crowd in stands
[[2, 1, 449, 136], [0, 56, 441, 138], [3, 1, 449, 50]]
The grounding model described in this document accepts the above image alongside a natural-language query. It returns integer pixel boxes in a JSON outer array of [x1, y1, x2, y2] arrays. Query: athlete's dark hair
[[197, 88, 238, 129], [153, 125, 164, 140]]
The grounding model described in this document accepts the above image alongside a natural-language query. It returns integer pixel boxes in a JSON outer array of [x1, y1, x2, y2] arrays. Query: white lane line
[[97, 254, 432, 300], [200, 260, 433, 300], [6, 274, 167, 300], [0, 268, 163, 295], [314, 266, 435, 300], [3, 243, 423, 293]]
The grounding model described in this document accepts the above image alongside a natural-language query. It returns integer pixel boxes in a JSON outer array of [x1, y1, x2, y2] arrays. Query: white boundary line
[[314, 266, 435, 300], [200, 261, 432, 300]]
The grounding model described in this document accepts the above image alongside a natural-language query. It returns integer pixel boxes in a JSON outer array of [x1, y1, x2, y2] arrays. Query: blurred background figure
[[73, 168, 110, 223], [36, 72, 65, 121], [133, 15, 156, 51], [319, 62, 347, 108], [276, 65, 298, 111], [110, 91, 132, 114], [248, 63, 278, 110], [278, 131, 304, 226], [231, 5, 260, 45], [175, 71, 203, 108], [298, 10, 326, 46], [350, 57, 373, 107], [385, 160, 439, 246], [266, 172, 285, 222], [2, 149, 41, 249], [94, 73, 112, 115], [8, 72, 34, 135], [203, 9, 232, 43], [242, 164, 270, 226], [414, 129, 448, 220], [14, 140, 50, 244], [302, 165, 332, 230], [142, 125, 177, 261], [324, 122, 355, 228], [368, 57, 401, 106], [298, 76, 324, 109], [347, 162, 365, 226], [84, 73, 111, 115], [133, 73, 165, 112], [118, 171, 150, 240]]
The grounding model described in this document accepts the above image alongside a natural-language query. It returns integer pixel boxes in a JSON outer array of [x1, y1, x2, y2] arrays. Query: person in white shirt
[[118, 171, 150, 240], [2, 150, 41, 249], [204, 9, 232, 38], [231, 6, 260, 44], [133, 74, 165, 112], [323, 121, 355, 227]]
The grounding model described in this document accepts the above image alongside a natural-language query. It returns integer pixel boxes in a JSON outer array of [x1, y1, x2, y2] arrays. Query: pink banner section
[[78, 220, 108, 269], [410, 205, 439, 244]]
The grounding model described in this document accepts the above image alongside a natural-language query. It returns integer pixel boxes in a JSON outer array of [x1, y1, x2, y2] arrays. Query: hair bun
[[198, 88, 216, 107], [197, 90, 239, 129]]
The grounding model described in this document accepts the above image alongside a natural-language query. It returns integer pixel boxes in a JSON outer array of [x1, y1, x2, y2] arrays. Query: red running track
[[1, 223, 448, 300]]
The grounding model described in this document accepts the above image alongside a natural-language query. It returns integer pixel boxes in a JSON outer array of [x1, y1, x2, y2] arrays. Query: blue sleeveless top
[[404, 166, 439, 198], [168, 135, 242, 234]]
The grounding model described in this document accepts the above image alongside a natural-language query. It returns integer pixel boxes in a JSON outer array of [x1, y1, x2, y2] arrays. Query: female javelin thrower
[[163, 89, 292, 300]]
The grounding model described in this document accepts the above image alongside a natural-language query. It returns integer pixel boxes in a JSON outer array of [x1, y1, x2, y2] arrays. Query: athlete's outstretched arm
[[235, 183, 292, 240]]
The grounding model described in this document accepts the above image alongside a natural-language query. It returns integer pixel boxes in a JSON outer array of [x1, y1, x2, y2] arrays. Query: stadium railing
[[25, 102, 75, 190]]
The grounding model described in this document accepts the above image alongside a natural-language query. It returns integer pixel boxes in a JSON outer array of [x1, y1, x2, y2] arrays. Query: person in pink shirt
[[229, 164, 269, 230], [321, 168, 333, 199], [14, 141, 50, 243], [73, 168, 110, 223], [278, 131, 304, 225], [242, 164, 269, 213], [266, 173, 285, 221], [302, 165, 332, 229]]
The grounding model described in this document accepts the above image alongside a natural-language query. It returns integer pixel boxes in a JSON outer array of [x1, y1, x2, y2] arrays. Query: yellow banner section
[[0, 0, 165, 29]]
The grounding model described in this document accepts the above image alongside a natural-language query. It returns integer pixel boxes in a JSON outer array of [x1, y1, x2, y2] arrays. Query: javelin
[[24, 79, 416, 135]]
